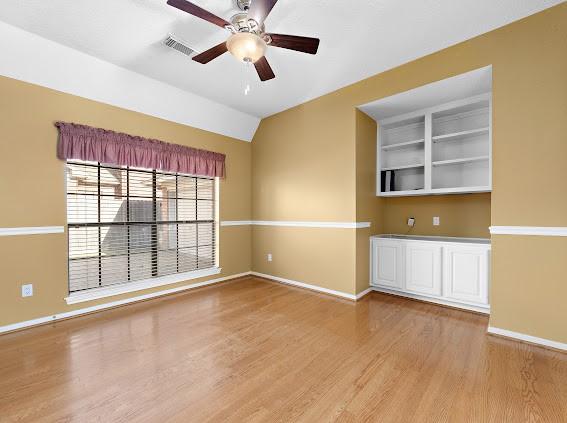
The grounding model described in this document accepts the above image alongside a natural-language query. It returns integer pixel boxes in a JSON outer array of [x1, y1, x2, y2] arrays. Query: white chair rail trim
[[490, 226, 567, 236], [221, 221, 371, 229], [0, 226, 64, 236]]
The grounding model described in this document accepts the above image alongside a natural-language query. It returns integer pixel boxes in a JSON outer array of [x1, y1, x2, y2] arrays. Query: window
[[66, 161, 217, 293]]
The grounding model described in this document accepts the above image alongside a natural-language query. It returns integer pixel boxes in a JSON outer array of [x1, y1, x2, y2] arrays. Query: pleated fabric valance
[[55, 122, 225, 178]]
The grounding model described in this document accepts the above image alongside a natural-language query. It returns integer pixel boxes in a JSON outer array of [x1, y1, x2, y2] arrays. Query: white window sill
[[65, 267, 222, 305]]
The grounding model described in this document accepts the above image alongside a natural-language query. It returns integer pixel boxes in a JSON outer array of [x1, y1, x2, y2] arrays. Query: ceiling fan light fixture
[[226, 32, 267, 63]]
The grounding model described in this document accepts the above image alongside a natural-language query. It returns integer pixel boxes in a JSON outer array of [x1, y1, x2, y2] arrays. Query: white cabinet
[[370, 235, 490, 313], [405, 242, 442, 296], [371, 239, 404, 289], [443, 245, 489, 305]]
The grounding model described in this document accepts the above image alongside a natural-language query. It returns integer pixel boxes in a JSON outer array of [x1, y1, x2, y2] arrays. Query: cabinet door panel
[[372, 241, 404, 289], [405, 243, 442, 296], [443, 246, 488, 304]]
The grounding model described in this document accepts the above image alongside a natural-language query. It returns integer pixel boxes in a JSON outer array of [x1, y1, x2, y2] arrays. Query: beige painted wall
[[0, 76, 251, 327], [491, 236, 567, 343], [252, 226, 356, 295], [355, 111, 383, 294], [252, 4, 567, 343], [383, 194, 491, 238]]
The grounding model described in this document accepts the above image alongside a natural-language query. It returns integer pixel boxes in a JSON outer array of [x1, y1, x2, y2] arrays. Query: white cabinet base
[[370, 235, 490, 314]]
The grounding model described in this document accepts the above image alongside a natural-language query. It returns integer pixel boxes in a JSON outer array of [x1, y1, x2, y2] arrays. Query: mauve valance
[[55, 122, 225, 178]]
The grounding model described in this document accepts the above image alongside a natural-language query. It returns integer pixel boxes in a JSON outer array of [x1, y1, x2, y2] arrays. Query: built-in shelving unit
[[375, 93, 492, 196]]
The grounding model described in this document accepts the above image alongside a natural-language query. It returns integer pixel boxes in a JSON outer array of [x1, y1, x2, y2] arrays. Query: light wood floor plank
[[0, 277, 565, 422]]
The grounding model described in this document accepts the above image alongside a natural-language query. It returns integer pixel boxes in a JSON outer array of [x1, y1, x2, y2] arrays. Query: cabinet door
[[443, 245, 489, 305], [371, 240, 404, 289], [405, 242, 442, 296]]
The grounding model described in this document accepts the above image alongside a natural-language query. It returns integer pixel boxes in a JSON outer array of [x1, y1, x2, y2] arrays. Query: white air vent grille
[[163, 35, 195, 57]]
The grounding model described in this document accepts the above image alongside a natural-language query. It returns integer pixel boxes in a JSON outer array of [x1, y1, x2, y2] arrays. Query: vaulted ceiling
[[0, 0, 562, 120]]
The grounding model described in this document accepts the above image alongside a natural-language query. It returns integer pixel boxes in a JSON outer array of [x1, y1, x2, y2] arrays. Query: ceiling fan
[[166, 0, 320, 81]]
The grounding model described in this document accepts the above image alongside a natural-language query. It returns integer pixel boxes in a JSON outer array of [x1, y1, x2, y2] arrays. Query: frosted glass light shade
[[226, 32, 267, 63]]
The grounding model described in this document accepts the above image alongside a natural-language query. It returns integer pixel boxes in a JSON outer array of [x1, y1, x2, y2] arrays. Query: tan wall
[[491, 236, 567, 343], [252, 4, 567, 343], [383, 194, 491, 238], [251, 90, 359, 294], [252, 226, 356, 295], [355, 111, 382, 294], [0, 75, 251, 327]]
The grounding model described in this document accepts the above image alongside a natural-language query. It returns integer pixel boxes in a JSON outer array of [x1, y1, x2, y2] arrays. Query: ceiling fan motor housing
[[230, 12, 264, 35], [237, 0, 251, 11]]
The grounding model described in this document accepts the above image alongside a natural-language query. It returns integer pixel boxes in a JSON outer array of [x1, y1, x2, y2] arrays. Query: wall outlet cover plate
[[22, 284, 33, 297]]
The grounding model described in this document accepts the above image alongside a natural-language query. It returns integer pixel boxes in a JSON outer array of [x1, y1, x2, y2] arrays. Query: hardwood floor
[[1, 277, 566, 422]]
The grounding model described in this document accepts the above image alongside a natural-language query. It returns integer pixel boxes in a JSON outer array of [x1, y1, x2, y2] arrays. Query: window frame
[[64, 160, 221, 305]]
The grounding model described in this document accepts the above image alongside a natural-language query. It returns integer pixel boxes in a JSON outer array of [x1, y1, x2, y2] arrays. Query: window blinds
[[66, 161, 216, 293]]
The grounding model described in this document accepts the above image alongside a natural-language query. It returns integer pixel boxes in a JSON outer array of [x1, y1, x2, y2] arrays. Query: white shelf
[[429, 186, 491, 195], [382, 139, 424, 151], [432, 127, 489, 143], [379, 189, 426, 197], [382, 163, 424, 171], [432, 156, 489, 167]]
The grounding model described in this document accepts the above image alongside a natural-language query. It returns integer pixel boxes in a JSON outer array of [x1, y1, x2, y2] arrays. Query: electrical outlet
[[21, 284, 33, 297], [267, 253, 272, 262], [433, 216, 440, 226], [407, 217, 415, 227]]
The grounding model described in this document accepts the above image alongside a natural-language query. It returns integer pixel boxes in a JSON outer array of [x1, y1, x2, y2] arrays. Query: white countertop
[[371, 234, 490, 244]]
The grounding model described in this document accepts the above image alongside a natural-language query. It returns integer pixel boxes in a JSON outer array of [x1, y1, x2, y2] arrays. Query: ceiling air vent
[[163, 34, 195, 57]]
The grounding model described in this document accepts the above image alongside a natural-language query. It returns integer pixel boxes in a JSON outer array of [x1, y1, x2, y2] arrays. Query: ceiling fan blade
[[192, 42, 228, 64], [247, 0, 279, 25], [167, 0, 230, 28], [267, 33, 320, 55], [254, 56, 275, 81]]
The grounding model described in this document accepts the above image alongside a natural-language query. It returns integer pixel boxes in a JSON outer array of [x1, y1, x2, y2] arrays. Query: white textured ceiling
[[0, 0, 563, 118]]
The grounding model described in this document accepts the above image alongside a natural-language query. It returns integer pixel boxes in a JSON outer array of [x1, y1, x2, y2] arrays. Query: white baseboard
[[356, 287, 373, 300], [487, 326, 567, 351], [0, 272, 252, 335], [251, 271, 360, 301], [371, 286, 490, 314]]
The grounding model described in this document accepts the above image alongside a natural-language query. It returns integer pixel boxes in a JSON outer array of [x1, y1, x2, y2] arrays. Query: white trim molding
[[221, 221, 371, 229], [251, 271, 361, 301], [356, 287, 373, 300], [220, 221, 254, 227], [489, 226, 567, 237], [0, 271, 251, 335], [0, 226, 64, 236], [65, 267, 222, 304], [487, 326, 567, 352]]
